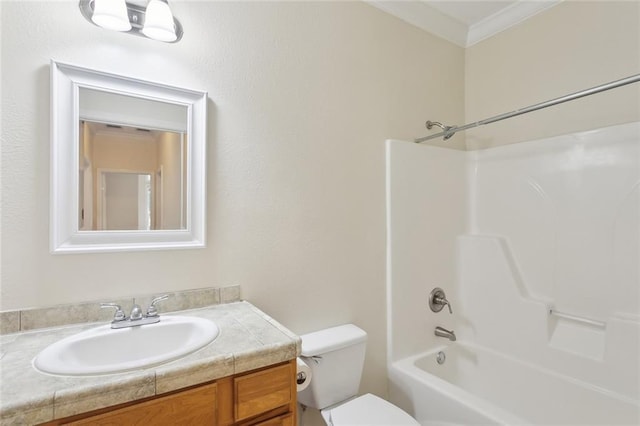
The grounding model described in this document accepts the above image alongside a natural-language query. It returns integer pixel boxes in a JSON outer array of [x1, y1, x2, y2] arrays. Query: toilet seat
[[325, 393, 419, 426]]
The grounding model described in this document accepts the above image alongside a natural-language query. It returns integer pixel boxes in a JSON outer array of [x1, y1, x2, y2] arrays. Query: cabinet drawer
[[234, 363, 292, 421], [67, 382, 217, 425], [254, 413, 294, 426]]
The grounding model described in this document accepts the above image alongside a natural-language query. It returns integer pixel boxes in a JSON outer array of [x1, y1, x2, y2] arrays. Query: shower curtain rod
[[415, 73, 640, 143]]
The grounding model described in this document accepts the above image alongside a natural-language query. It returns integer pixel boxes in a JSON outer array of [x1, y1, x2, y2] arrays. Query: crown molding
[[366, 1, 562, 48], [366, 1, 468, 47], [467, 1, 562, 46]]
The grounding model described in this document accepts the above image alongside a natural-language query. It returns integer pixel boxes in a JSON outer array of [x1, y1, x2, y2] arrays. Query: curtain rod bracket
[[424, 121, 457, 142]]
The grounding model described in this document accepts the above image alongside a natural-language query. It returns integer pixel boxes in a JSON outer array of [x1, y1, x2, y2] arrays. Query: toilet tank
[[297, 324, 367, 410]]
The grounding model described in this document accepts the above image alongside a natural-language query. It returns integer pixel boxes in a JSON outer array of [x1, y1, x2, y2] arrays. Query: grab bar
[[548, 308, 605, 328]]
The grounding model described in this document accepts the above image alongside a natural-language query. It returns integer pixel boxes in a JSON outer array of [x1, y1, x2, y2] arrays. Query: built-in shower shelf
[[548, 310, 606, 361], [548, 308, 606, 328]]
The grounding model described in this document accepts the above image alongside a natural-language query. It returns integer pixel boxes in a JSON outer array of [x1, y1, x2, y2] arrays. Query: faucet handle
[[429, 288, 453, 314], [146, 294, 169, 318], [100, 303, 126, 322], [435, 295, 453, 314]]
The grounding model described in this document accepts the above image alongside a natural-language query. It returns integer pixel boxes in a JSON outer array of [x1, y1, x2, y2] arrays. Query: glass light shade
[[142, 0, 177, 42], [91, 0, 131, 32]]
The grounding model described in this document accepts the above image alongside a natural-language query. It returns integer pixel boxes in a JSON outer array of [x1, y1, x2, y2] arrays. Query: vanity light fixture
[[79, 0, 183, 43], [90, 0, 131, 32]]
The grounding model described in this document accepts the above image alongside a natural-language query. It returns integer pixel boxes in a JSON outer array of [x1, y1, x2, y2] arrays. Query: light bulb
[[91, 0, 131, 32], [142, 0, 177, 42]]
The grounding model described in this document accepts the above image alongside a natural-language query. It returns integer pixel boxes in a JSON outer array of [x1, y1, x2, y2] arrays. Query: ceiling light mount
[[79, 0, 183, 43]]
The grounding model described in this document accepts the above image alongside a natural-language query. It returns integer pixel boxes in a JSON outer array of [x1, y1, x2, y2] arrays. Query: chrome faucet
[[99, 303, 126, 322], [435, 326, 456, 341], [101, 294, 169, 329], [146, 294, 169, 318], [129, 301, 143, 321], [429, 287, 453, 314]]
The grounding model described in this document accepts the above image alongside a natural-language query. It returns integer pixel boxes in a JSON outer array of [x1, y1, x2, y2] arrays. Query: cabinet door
[[67, 383, 217, 425], [253, 413, 294, 426], [234, 363, 292, 422]]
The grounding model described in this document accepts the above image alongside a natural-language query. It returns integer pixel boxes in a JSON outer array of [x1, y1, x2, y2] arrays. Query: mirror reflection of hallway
[[99, 172, 151, 230], [79, 121, 187, 231]]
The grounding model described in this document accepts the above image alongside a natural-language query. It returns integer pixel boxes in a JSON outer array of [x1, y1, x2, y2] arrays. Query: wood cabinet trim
[[66, 383, 217, 425], [38, 360, 297, 426], [234, 363, 292, 422]]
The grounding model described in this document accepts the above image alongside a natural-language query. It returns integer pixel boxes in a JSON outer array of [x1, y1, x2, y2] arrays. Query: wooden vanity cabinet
[[42, 359, 296, 426], [67, 383, 218, 425]]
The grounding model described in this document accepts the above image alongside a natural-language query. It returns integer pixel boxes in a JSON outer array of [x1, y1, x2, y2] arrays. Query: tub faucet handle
[[429, 288, 453, 314], [436, 295, 453, 314]]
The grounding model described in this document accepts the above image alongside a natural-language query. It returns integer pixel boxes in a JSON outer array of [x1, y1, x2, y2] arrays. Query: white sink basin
[[33, 316, 219, 376]]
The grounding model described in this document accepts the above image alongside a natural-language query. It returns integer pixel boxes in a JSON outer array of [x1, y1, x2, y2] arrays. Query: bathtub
[[388, 343, 640, 425]]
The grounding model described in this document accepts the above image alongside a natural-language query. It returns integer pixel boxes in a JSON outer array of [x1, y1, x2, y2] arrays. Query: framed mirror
[[50, 60, 207, 253]]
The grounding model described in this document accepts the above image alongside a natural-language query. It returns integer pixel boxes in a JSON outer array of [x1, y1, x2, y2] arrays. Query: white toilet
[[297, 324, 419, 426]]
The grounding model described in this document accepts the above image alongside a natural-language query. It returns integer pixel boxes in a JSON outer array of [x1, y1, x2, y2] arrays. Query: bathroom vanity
[[0, 294, 300, 425], [42, 361, 296, 425]]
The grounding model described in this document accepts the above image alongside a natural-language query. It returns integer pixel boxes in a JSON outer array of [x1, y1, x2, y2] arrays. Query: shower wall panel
[[472, 122, 639, 323], [385, 140, 468, 362], [458, 121, 640, 399]]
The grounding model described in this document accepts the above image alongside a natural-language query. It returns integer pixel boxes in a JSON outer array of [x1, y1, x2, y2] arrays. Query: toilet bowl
[[321, 393, 419, 425], [297, 324, 419, 426]]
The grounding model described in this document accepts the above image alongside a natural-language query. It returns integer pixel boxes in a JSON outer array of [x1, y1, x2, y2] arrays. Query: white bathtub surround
[[457, 235, 639, 400], [386, 122, 640, 425], [389, 344, 639, 426], [385, 141, 469, 362]]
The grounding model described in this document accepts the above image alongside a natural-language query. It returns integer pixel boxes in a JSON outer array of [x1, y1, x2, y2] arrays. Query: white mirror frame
[[50, 60, 207, 253]]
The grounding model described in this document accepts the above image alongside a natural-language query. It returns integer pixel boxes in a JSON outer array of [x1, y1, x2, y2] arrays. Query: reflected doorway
[[98, 172, 152, 230]]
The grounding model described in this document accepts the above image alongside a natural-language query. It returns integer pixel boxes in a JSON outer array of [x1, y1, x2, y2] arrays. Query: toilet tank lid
[[300, 324, 367, 357]]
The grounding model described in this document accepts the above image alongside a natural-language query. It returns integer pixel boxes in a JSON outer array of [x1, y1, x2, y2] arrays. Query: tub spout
[[435, 326, 456, 341]]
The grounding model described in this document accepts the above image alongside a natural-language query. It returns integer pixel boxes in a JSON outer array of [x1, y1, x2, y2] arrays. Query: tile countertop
[[0, 301, 301, 425]]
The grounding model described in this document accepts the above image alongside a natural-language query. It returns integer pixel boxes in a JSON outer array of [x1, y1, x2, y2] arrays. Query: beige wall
[[0, 0, 464, 410], [465, 1, 640, 150]]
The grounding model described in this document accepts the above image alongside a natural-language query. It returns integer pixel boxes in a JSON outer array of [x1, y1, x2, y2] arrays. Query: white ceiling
[[366, 0, 562, 47]]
